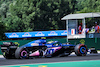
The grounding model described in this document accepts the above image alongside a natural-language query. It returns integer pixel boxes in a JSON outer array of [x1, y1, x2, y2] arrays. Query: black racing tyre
[[15, 47, 29, 59], [2, 52, 12, 59], [75, 44, 87, 56]]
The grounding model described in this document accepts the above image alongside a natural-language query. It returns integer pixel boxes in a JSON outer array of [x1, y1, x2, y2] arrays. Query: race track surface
[[0, 53, 100, 66]]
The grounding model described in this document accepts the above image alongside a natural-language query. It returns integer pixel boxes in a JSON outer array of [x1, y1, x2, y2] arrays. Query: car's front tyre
[[75, 44, 87, 56]]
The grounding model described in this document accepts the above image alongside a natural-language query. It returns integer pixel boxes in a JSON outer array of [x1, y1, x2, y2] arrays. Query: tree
[[76, 0, 100, 13], [76, 0, 100, 27], [0, 21, 6, 40], [7, 0, 77, 32]]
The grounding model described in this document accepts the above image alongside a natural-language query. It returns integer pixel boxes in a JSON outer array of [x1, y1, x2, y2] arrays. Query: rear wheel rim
[[21, 50, 27, 58]]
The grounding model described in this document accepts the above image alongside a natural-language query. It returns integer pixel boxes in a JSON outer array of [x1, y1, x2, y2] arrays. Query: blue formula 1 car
[[0, 39, 88, 59]]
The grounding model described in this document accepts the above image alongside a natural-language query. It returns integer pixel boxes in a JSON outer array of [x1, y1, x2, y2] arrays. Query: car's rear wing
[[3, 42, 14, 45], [1, 42, 18, 50], [0, 42, 18, 47]]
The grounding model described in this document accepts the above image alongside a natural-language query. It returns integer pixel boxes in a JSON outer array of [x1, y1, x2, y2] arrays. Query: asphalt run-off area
[[0, 60, 100, 67], [0, 52, 100, 67]]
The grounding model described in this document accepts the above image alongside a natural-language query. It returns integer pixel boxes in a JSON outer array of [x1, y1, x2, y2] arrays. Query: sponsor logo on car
[[31, 43, 39, 46], [3, 42, 11, 45]]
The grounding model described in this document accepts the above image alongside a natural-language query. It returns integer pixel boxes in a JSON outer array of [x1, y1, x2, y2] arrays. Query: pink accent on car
[[47, 47, 62, 52], [21, 50, 27, 56], [48, 47, 61, 49], [29, 50, 40, 56]]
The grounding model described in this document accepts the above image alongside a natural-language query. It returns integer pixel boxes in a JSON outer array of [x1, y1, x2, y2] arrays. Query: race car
[[0, 39, 88, 59]]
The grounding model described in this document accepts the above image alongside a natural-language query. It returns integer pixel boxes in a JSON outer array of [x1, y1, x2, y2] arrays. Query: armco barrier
[[0, 38, 100, 54]]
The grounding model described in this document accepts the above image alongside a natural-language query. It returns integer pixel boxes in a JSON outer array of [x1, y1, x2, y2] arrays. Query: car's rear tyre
[[2, 52, 12, 59], [75, 44, 87, 56], [15, 47, 29, 59]]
